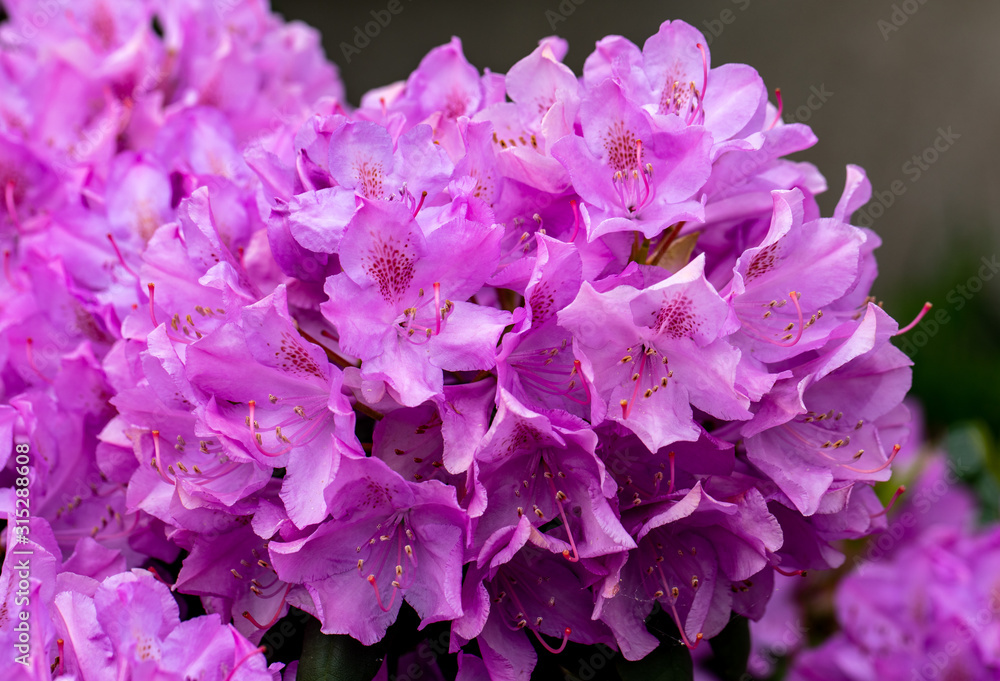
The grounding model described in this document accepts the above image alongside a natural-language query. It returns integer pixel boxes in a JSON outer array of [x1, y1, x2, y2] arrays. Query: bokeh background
[[270, 0, 1000, 440]]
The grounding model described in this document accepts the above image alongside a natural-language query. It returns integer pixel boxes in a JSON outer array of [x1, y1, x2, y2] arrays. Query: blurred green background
[[271, 0, 1000, 440]]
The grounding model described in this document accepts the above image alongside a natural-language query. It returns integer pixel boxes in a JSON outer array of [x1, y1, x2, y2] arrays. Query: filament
[[895, 302, 932, 335]]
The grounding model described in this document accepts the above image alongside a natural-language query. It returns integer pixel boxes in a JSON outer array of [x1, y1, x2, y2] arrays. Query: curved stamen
[[668, 598, 703, 650], [3, 250, 24, 292], [772, 565, 807, 577], [5, 181, 22, 232], [412, 190, 427, 218], [568, 199, 581, 242], [779, 290, 804, 346], [433, 282, 442, 335], [223, 645, 268, 681], [620, 351, 649, 420], [769, 88, 783, 130], [89, 513, 141, 542], [612, 140, 655, 215], [833, 444, 901, 474], [241, 584, 292, 630], [147, 283, 195, 345], [247, 401, 294, 458], [24, 338, 54, 384], [151, 430, 175, 484], [252, 573, 282, 592], [367, 574, 398, 613], [571, 360, 592, 405], [544, 467, 580, 562], [56, 639, 65, 676], [511, 352, 590, 406], [687, 43, 709, 126], [667, 451, 676, 496], [532, 627, 571, 654], [656, 565, 703, 650], [871, 484, 906, 518], [621, 347, 670, 419], [493, 231, 532, 279], [67, 510, 135, 542], [895, 302, 932, 336], [252, 579, 289, 599], [399, 283, 453, 344], [779, 420, 897, 476], [106, 233, 140, 280], [496, 570, 565, 646], [179, 461, 241, 486], [738, 291, 804, 347]]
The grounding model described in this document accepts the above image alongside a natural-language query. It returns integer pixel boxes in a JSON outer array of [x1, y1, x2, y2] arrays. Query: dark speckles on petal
[[746, 242, 782, 282], [653, 294, 700, 339], [278, 331, 326, 380], [364, 234, 415, 304]]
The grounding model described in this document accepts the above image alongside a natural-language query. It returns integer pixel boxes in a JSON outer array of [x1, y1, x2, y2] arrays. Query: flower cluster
[[786, 518, 1000, 681], [0, 2, 917, 679], [0, 518, 277, 679], [694, 426, 982, 681], [776, 446, 996, 681]]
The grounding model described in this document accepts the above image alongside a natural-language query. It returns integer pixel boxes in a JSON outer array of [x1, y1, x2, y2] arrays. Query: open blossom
[[785, 513, 1000, 681], [321, 198, 511, 406], [269, 453, 468, 645], [0, 4, 923, 680], [559, 254, 753, 452]]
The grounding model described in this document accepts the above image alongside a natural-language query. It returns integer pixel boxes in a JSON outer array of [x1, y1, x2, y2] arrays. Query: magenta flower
[[0, 7, 921, 679], [269, 453, 468, 645], [786, 524, 1000, 681], [559, 254, 752, 452], [742, 304, 912, 516], [321, 198, 510, 406], [552, 78, 712, 240]]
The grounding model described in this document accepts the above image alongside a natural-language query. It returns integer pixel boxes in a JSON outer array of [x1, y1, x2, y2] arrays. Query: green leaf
[[297, 617, 386, 681], [706, 616, 750, 681], [650, 232, 699, 273]]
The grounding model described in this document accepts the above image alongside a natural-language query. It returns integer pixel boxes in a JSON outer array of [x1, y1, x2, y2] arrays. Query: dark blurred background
[[271, 0, 998, 437]]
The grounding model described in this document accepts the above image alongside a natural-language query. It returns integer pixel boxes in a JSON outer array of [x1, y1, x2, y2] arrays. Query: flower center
[[396, 282, 454, 343], [491, 567, 572, 653], [246, 395, 332, 458], [618, 345, 672, 420], [608, 138, 655, 215], [355, 517, 417, 613]]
